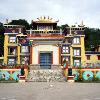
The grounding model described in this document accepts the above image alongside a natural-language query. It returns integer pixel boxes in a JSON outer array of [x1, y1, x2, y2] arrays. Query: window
[[73, 59, 80, 66], [0, 59, 3, 65], [86, 55, 90, 60], [9, 48, 16, 55], [73, 37, 80, 44], [21, 57, 29, 65], [9, 37, 16, 43], [38, 25, 53, 30], [21, 46, 28, 53], [73, 49, 80, 56], [62, 56, 70, 66], [98, 56, 100, 60], [62, 46, 69, 53], [8, 59, 15, 65]]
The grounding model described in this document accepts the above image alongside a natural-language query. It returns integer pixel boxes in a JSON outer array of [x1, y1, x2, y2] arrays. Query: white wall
[[32, 45, 59, 65]]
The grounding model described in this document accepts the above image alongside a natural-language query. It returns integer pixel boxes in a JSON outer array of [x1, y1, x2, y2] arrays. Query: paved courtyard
[[0, 82, 100, 100]]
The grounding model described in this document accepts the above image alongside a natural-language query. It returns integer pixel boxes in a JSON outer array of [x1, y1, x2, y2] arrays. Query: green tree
[[56, 26, 61, 30], [8, 19, 30, 29], [84, 28, 100, 51], [60, 24, 69, 30], [0, 22, 4, 56]]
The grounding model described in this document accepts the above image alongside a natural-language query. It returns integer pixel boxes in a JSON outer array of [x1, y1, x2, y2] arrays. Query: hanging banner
[[18, 37, 29, 46]]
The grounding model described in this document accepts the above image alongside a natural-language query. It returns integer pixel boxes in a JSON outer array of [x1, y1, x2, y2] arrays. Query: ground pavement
[[0, 82, 100, 100]]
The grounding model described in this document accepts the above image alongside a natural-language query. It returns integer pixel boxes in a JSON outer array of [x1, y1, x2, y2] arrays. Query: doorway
[[40, 53, 52, 69]]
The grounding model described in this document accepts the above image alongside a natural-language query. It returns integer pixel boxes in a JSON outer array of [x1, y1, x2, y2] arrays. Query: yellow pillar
[[4, 34, 8, 64], [70, 46, 73, 66], [81, 36, 86, 64], [17, 46, 20, 64]]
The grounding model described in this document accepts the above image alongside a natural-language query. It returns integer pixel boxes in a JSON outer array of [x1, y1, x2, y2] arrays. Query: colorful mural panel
[[82, 71, 93, 80], [1, 71, 10, 80], [18, 37, 29, 46], [11, 71, 20, 80], [72, 69, 100, 81], [96, 71, 100, 79], [72, 71, 79, 80], [0, 70, 21, 81]]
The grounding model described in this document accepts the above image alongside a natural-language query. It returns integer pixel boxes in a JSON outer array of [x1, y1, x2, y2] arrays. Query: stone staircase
[[27, 69, 66, 82]]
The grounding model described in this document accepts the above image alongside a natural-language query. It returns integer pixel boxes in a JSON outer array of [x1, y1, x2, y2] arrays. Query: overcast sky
[[0, 0, 100, 28]]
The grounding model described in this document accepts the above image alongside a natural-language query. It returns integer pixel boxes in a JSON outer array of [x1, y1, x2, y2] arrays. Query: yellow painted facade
[[80, 36, 86, 64], [3, 32, 21, 65], [85, 55, 99, 64]]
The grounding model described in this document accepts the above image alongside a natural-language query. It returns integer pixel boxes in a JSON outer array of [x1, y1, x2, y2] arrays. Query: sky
[[0, 0, 100, 28]]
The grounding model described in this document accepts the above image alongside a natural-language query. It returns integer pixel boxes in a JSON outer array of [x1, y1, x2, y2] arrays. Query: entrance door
[[40, 53, 52, 69]]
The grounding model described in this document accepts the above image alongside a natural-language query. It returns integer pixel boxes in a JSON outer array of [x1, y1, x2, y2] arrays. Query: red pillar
[[59, 46, 61, 64], [30, 46, 32, 64]]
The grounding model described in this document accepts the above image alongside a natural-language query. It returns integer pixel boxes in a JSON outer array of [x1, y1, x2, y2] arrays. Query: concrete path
[[0, 82, 100, 100]]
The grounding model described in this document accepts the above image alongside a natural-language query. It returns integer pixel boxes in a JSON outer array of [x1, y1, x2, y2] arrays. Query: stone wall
[[27, 69, 66, 82]]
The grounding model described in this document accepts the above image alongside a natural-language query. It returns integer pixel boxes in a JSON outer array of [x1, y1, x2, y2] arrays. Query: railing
[[28, 33, 63, 37], [26, 30, 61, 34], [8, 53, 16, 55], [20, 52, 30, 55]]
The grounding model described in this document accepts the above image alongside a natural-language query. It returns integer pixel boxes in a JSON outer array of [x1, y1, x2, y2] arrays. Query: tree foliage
[[8, 19, 30, 29], [57, 24, 69, 30], [0, 23, 4, 56], [84, 28, 100, 51], [60, 24, 69, 30]]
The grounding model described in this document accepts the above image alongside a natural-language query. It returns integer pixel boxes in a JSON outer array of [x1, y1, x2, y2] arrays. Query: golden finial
[[81, 20, 83, 26], [80, 20, 85, 27], [36, 16, 55, 23], [5, 19, 9, 24]]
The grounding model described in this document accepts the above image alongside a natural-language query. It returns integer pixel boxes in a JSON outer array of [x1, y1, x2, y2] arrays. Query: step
[[27, 69, 66, 82]]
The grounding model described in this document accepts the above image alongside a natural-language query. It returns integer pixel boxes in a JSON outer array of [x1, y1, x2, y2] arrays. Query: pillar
[[17, 46, 20, 64], [30, 46, 32, 64], [59, 46, 61, 64], [70, 46, 73, 66], [4, 35, 8, 64]]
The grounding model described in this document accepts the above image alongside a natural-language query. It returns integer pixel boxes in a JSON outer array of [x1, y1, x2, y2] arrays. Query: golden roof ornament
[[37, 16, 53, 22]]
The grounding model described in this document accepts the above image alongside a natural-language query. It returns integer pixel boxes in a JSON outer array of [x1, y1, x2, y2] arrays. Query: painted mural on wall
[[0, 70, 20, 81], [18, 37, 29, 46], [72, 70, 100, 81], [0, 68, 100, 81], [96, 71, 100, 79], [72, 70, 79, 80], [83, 71, 93, 80]]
